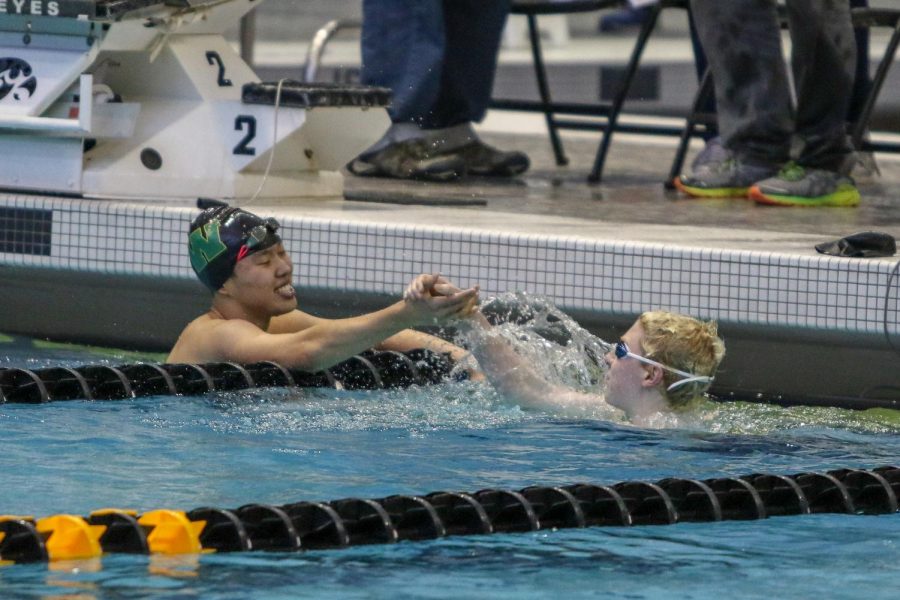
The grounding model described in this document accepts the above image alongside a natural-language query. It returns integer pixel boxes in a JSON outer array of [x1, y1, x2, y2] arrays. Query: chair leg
[[851, 20, 900, 148], [527, 14, 569, 167], [588, 3, 662, 183], [665, 69, 715, 189]]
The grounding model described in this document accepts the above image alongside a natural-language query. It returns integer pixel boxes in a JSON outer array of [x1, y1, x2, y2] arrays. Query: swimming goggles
[[236, 217, 281, 262], [613, 341, 713, 393], [245, 217, 280, 250]]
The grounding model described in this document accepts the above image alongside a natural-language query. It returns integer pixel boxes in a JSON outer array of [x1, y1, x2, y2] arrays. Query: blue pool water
[[1, 330, 899, 599]]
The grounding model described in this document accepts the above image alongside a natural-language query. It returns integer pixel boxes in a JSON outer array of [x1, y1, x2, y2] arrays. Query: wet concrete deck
[[323, 113, 900, 254]]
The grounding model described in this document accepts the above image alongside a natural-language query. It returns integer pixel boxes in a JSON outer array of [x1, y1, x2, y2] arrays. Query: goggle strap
[[665, 375, 714, 393], [616, 341, 710, 384]]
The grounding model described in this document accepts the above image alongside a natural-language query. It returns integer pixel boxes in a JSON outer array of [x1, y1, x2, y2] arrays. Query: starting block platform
[[0, 0, 389, 200]]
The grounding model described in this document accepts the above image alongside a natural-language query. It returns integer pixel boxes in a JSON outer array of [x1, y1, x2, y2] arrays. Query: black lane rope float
[[4, 346, 898, 410], [1, 466, 896, 565], [0, 349, 459, 403]]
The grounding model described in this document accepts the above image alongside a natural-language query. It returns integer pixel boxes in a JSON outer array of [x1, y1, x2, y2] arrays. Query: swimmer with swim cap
[[187, 206, 283, 292], [168, 206, 479, 373]]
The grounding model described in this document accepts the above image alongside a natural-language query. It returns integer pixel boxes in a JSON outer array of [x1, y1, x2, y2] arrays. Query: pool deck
[[341, 113, 900, 254]]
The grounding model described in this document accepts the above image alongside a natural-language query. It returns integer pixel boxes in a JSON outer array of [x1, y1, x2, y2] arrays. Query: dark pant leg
[[690, 0, 792, 165], [847, 0, 871, 125], [420, 0, 511, 129], [786, 0, 856, 171], [361, 0, 445, 125]]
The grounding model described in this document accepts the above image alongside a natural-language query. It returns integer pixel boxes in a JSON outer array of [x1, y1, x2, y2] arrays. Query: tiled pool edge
[[2, 194, 897, 342]]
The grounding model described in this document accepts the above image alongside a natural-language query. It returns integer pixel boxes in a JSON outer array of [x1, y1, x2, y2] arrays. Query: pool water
[[1, 324, 899, 599]]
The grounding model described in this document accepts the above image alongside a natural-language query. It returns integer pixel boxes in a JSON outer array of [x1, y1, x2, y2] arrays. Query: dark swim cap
[[188, 206, 282, 290]]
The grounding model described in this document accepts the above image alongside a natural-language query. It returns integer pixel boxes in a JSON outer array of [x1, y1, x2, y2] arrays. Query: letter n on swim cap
[[189, 220, 227, 276]]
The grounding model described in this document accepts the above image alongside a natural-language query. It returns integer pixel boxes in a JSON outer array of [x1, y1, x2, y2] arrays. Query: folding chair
[[849, 7, 900, 154], [491, 0, 692, 183]]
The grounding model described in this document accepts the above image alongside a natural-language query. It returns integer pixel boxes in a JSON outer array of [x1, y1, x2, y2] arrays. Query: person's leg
[[351, 0, 525, 179], [750, 0, 860, 206], [846, 0, 879, 180], [694, 0, 791, 165], [788, 0, 856, 171], [676, 0, 787, 197], [685, 7, 728, 173], [847, 0, 871, 126], [360, 0, 444, 126], [425, 0, 528, 177], [348, 0, 465, 181], [422, 0, 509, 129]]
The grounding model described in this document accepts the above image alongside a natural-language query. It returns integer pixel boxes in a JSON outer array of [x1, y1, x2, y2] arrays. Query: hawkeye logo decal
[[0, 58, 36, 102]]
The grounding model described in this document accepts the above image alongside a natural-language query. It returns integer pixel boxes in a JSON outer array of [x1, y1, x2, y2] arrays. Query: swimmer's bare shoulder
[[166, 312, 261, 364]]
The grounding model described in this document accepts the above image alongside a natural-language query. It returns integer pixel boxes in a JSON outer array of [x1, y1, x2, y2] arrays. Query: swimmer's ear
[[642, 365, 665, 388], [218, 278, 235, 297]]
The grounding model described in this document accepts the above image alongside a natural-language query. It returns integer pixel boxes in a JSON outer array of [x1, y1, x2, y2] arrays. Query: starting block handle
[[0, 75, 92, 136]]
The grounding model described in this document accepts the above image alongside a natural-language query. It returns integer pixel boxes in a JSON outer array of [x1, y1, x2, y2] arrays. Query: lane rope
[[1, 466, 896, 564]]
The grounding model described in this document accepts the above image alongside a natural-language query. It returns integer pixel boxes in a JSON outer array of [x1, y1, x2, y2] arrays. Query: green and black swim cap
[[188, 206, 282, 290]]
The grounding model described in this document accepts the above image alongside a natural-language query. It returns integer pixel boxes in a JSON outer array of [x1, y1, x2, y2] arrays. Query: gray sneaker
[[749, 162, 860, 207], [347, 139, 465, 182], [675, 156, 779, 199], [690, 136, 731, 173], [850, 150, 881, 184]]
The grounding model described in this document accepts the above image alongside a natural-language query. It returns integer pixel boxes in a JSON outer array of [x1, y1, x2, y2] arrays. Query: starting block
[[0, 0, 390, 201]]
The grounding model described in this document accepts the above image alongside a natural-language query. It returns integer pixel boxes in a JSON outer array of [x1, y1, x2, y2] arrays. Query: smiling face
[[220, 242, 297, 322]]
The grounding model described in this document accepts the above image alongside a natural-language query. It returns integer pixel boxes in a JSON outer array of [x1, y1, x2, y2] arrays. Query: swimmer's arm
[[268, 309, 328, 334], [376, 329, 483, 380], [268, 303, 474, 367], [376, 329, 469, 362], [465, 312, 600, 410], [270, 309, 467, 359], [209, 291, 477, 372]]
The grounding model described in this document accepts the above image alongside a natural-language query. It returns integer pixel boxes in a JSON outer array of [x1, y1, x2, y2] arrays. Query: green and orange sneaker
[[749, 163, 860, 207], [674, 157, 779, 199]]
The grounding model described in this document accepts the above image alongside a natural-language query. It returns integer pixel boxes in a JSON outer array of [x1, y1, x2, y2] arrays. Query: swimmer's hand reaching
[[405, 274, 481, 322], [401, 273, 479, 324]]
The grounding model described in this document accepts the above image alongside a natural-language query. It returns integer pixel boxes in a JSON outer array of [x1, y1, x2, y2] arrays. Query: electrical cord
[[248, 78, 286, 204]]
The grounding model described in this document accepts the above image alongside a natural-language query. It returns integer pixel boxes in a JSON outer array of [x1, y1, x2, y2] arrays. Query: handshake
[[401, 273, 480, 324]]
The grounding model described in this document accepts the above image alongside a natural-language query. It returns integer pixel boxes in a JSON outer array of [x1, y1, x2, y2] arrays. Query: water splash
[[462, 291, 612, 394]]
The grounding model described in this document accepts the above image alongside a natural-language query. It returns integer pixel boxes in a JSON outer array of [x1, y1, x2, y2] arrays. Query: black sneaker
[[346, 139, 465, 182], [455, 140, 530, 177]]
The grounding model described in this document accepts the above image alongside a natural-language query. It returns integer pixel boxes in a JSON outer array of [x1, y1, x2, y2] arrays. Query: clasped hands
[[402, 273, 479, 324]]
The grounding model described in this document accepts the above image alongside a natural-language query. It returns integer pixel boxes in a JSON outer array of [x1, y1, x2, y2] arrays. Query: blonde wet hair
[[637, 311, 726, 408]]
